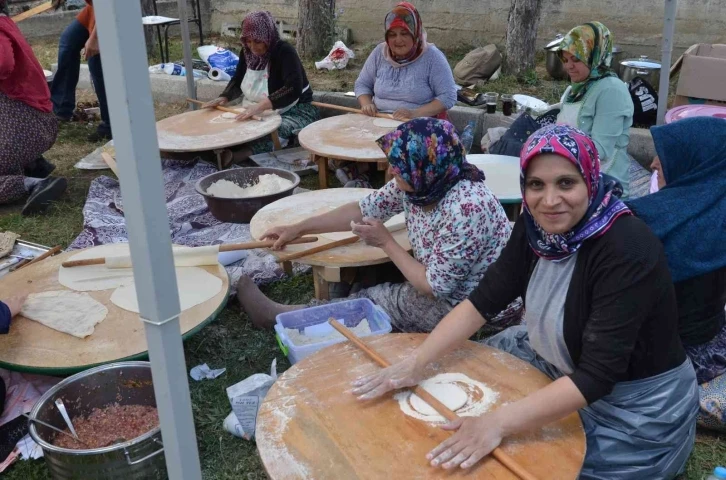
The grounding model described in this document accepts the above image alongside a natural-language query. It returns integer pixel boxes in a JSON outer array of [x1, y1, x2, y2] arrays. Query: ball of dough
[[221, 112, 238, 119], [372, 118, 403, 128], [410, 383, 468, 416]]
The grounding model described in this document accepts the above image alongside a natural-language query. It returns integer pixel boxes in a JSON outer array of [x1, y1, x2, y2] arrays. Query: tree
[[504, 0, 543, 77], [140, 0, 157, 57], [297, 0, 335, 59]]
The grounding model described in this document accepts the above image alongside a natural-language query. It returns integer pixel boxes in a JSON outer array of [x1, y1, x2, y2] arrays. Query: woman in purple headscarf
[[203, 11, 319, 164], [352, 124, 698, 478]]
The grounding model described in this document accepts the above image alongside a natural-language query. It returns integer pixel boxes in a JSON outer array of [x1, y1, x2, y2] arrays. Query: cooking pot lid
[[544, 34, 564, 50], [621, 58, 661, 69], [612, 46, 623, 54]]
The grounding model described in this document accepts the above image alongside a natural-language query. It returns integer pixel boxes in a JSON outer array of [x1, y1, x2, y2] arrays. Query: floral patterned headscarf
[[382, 2, 429, 68], [557, 22, 618, 103], [520, 124, 631, 261], [240, 11, 280, 71], [376, 118, 484, 206]]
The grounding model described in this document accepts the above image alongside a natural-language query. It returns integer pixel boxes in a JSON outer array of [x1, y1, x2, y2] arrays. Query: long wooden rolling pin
[[186, 98, 264, 122], [329, 319, 539, 480], [12, 1, 52, 23], [276, 235, 360, 262], [311, 102, 411, 122], [61, 237, 319, 268]]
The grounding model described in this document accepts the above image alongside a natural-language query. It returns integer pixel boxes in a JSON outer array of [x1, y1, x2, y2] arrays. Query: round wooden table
[[297, 114, 402, 189], [256, 334, 586, 480], [468, 154, 522, 220], [156, 107, 282, 169], [0, 247, 229, 375], [249, 189, 411, 300]]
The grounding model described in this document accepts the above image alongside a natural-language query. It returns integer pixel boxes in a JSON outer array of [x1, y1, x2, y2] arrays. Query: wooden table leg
[[271, 131, 282, 150], [316, 155, 329, 190], [214, 149, 224, 170], [281, 261, 293, 276], [313, 266, 330, 301]]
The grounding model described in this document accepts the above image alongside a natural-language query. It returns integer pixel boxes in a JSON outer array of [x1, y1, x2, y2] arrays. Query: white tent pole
[[177, 0, 197, 108], [93, 1, 202, 479], [657, 0, 678, 125]]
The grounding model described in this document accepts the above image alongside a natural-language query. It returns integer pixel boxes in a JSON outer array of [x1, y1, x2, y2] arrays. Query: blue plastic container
[[274, 298, 392, 364]]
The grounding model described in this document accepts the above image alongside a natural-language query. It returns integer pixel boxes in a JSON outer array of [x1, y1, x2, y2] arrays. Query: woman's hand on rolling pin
[[361, 104, 378, 117], [392, 109, 414, 121], [351, 217, 394, 249], [427, 411, 506, 470], [260, 224, 303, 250], [4, 294, 28, 318], [202, 97, 228, 109], [350, 356, 424, 400]]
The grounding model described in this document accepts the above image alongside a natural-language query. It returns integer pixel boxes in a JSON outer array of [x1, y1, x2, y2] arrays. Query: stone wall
[[209, 0, 726, 56]]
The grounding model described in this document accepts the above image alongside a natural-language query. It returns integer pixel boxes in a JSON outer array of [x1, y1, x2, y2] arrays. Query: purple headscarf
[[240, 11, 280, 71]]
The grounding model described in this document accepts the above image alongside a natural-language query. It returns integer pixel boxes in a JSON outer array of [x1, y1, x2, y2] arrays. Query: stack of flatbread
[[0, 231, 19, 259]]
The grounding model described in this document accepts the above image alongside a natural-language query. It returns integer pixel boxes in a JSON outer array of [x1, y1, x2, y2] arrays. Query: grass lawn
[[1, 35, 720, 479]]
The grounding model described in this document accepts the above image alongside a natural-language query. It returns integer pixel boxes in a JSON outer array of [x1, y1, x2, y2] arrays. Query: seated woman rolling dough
[[203, 11, 319, 164], [352, 125, 698, 478], [237, 119, 514, 333], [337, 2, 457, 187], [628, 117, 726, 432], [0, 4, 66, 216], [555, 22, 650, 200]]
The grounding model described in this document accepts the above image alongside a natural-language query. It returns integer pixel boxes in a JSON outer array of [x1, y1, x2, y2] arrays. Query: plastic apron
[[241, 68, 295, 115]]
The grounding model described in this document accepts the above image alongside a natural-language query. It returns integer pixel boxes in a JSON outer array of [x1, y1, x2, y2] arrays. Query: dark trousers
[[50, 19, 111, 136]]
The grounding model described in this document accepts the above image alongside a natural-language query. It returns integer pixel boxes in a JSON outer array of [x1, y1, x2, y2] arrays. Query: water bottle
[[148, 63, 205, 79], [460, 120, 476, 154], [707, 466, 726, 480]]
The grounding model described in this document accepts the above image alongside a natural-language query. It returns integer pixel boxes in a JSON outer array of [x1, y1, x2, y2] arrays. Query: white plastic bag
[[198, 45, 239, 76], [315, 41, 355, 70], [224, 359, 277, 440]]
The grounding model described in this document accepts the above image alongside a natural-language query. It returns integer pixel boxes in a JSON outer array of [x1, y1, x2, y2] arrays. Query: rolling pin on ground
[[61, 237, 319, 268]]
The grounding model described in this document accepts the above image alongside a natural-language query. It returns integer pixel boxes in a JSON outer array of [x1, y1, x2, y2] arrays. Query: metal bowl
[[195, 167, 300, 224]]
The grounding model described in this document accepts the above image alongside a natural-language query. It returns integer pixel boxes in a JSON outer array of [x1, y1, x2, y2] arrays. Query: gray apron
[[484, 256, 699, 479]]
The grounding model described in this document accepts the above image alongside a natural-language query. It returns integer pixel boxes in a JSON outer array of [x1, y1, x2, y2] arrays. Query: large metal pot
[[611, 46, 625, 76], [544, 34, 568, 80], [620, 55, 662, 87], [29, 362, 166, 480]]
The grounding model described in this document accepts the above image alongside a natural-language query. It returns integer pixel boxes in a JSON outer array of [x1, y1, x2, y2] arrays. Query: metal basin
[[196, 167, 300, 224]]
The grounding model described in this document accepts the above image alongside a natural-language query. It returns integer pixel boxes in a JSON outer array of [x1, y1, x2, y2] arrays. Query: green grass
[[2, 36, 720, 480]]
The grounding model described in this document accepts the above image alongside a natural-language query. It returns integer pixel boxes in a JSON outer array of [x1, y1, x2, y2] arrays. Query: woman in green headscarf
[[556, 22, 649, 200]]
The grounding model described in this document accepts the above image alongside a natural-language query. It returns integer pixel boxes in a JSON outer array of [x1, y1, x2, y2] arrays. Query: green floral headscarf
[[557, 22, 618, 103]]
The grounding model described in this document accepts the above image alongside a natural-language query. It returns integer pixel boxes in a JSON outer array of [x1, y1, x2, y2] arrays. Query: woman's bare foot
[[236, 276, 302, 328]]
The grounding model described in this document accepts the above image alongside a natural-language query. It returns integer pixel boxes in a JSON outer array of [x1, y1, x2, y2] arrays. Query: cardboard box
[[674, 44, 726, 107]]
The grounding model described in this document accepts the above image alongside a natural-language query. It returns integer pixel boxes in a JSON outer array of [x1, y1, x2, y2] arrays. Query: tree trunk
[[140, 0, 156, 57], [503, 0, 543, 77], [297, 0, 335, 59]]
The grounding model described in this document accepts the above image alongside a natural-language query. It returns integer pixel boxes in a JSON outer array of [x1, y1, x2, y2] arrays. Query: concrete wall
[[209, 0, 726, 57]]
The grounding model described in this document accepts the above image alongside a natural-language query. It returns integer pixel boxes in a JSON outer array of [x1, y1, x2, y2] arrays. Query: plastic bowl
[[195, 167, 300, 223]]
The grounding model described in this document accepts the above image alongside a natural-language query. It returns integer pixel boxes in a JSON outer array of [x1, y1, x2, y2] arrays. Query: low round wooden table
[[298, 114, 401, 189], [249, 188, 411, 300], [156, 107, 282, 169], [0, 247, 229, 375], [468, 154, 522, 220], [256, 334, 586, 479]]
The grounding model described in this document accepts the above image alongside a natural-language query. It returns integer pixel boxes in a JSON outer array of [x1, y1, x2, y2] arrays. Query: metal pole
[[93, 1, 202, 479], [657, 0, 678, 125], [177, 0, 197, 108]]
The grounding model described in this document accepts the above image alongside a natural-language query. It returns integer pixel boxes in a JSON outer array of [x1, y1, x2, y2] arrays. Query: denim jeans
[[50, 19, 111, 136]]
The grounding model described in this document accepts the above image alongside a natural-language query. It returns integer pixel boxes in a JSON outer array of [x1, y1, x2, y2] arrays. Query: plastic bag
[[224, 359, 277, 440], [197, 45, 239, 76], [315, 41, 355, 70]]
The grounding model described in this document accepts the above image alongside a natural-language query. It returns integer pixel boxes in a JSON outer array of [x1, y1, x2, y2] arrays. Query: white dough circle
[[410, 383, 468, 415], [59, 244, 135, 292], [110, 266, 223, 313], [221, 112, 238, 119], [373, 118, 403, 128]]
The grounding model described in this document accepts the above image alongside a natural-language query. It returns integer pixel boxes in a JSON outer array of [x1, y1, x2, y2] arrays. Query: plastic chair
[[141, 0, 204, 64]]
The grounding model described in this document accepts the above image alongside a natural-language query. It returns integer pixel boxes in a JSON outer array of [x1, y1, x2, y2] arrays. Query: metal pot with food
[[544, 34, 568, 80], [620, 55, 662, 88], [28, 362, 166, 480]]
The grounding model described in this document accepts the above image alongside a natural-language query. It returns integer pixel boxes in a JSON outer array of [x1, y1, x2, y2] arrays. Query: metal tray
[[0, 240, 51, 278]]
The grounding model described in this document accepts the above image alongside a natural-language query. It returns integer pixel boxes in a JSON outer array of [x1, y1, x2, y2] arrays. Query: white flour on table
[[285, 319, 371, 346], [206, 174, 293, 198]]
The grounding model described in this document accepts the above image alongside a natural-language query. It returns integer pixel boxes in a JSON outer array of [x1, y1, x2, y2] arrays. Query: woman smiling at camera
[[352, 125, 698, 479]]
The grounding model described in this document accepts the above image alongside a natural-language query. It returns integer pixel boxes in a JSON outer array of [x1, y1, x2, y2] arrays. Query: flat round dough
[[110, 267, 223, 313], [21, 291, 108, 339], [221, 112, 238, 119], [373, 118, 403, 129], [321, 212, 406, 241], [59, 244, 135, 292], [410, 383, 468, 416]]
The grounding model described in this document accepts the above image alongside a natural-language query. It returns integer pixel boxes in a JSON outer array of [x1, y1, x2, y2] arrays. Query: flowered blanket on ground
[[68, 159, 308, 288]]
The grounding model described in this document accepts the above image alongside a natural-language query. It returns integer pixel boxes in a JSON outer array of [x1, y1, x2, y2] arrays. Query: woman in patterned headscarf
[[352, 124, 698, 478], [237, 119, 514, 334], [555, 22, 649, 200], [204, 11, 319, 164]]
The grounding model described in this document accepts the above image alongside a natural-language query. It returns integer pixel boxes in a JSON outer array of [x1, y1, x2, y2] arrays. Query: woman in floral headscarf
[[556, 22, 649, 200], [237, 119, 513, 333], [352, 125, 698, 478], [204, 11, 319, 163]]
